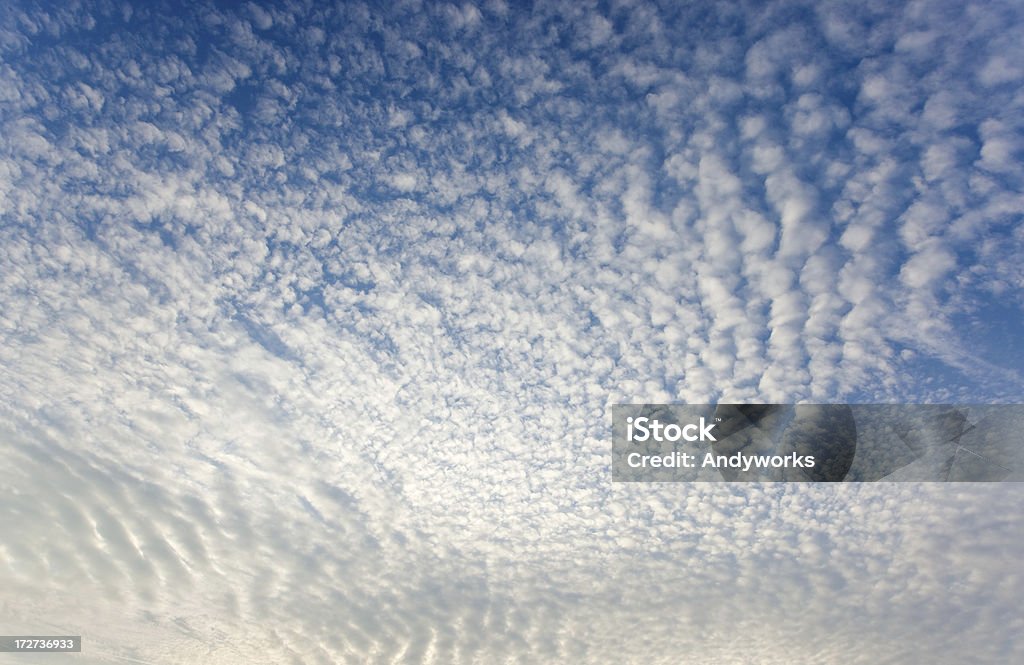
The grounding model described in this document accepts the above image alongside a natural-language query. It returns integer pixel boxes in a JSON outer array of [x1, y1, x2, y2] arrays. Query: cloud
[[0, 0, 1022, 662]]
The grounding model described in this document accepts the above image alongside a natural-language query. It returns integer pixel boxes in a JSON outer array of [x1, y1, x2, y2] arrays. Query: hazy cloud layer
[[1, 0, 1022, 663]]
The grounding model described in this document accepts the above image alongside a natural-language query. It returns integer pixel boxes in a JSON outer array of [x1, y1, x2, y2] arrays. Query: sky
[[0, 0, 1023, 663]]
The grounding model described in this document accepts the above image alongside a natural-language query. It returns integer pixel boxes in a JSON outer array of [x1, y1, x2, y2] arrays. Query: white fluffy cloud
[[0, 0, 1022, 663]]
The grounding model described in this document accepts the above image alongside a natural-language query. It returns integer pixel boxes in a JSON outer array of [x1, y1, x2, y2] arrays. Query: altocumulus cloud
[[1, 0, 1023, 663]]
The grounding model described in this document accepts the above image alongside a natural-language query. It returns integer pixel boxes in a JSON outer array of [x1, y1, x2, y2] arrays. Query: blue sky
[[1, 0, 1023, 663]]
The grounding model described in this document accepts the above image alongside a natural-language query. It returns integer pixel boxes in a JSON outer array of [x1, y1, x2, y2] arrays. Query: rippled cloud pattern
[[1, 1, 1023, 663]]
